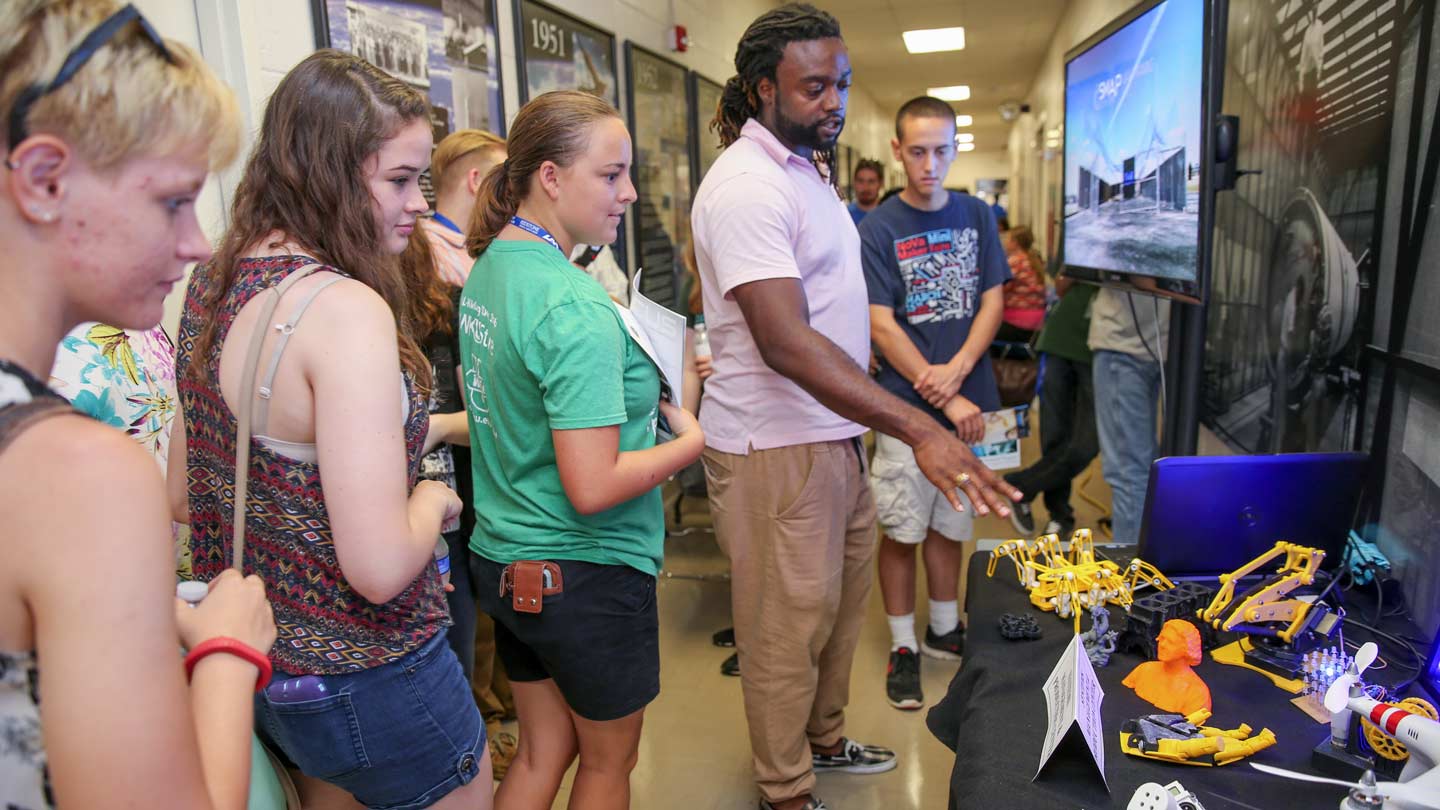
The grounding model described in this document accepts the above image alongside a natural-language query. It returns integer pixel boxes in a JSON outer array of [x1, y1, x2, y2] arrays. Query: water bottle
[[693, 316, 711, 359], [434, 535, 451, 588]]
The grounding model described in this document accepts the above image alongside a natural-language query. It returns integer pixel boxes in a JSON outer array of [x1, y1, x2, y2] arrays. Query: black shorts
[[471, 554, 659, 721]]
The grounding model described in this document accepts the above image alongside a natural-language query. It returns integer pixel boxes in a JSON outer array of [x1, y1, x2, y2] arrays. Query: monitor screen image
[[1063, 0, 1204, 286]]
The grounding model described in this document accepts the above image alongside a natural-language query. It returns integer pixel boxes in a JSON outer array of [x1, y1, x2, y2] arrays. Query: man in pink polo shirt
[[692, 6, 1020, 810]]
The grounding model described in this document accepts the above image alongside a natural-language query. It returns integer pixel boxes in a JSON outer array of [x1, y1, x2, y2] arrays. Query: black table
[[927, 554, 1404, 810]]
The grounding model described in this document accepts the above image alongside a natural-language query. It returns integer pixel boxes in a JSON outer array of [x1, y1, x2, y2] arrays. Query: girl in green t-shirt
[[460, 91, 704, 810]]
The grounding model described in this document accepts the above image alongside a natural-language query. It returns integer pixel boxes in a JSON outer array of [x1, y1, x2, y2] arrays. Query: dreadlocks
[[711, 3, 844, 198]]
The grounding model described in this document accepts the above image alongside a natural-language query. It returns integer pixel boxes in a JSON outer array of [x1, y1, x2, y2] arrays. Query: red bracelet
[[184, 637, 273, 692]]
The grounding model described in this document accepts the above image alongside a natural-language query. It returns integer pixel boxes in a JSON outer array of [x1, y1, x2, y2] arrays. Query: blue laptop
[[1134, 452, 1369, 578]]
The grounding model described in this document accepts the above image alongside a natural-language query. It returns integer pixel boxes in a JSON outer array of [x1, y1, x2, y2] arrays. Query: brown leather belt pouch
[[499, 560, 564, 614]]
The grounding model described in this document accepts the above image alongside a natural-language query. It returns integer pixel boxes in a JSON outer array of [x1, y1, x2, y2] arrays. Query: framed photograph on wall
[[688, 72, 724, 192], [314, 0, 506, 139], [513, 0, 618, 106], [626, 43, 694, 314]]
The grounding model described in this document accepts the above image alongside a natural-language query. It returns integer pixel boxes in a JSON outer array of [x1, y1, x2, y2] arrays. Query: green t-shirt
[[459, 240, 664, 575], [1035, 282, 1097, 364]]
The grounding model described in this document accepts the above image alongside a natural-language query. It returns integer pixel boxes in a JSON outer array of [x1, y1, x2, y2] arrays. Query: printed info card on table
[[1035, 633, 1108, 790]]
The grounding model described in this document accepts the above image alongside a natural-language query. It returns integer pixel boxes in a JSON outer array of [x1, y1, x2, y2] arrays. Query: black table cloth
[[926, 553, 1416, 809]]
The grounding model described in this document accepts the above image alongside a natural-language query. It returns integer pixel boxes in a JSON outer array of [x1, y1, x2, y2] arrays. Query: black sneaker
[[885, 647, 923, 710], [759, 798, 828, 810], [1009, 499, 1036, 535], [721, 652, 740, 677], [922, 625, 964, 661], [713, 627, 736, 647], [812, 737, 897, 774]]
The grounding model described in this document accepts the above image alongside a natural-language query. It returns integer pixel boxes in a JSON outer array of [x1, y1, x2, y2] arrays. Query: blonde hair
[[431, 129, 505, 196], [0, 0, 240, 171]]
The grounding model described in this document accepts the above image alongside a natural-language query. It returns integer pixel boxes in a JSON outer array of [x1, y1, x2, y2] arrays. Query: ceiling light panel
[[957, 143, 976, 152], [928, 85, 971, 101], [956, 133, 975, 143], [955, 115, 973, 127], [903, 27, 965, 54]]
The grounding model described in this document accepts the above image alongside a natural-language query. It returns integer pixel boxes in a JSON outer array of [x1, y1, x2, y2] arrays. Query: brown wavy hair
[[466, 90, 620, 258], [398, 225, 454, 342], [188, 49, 430, 387]]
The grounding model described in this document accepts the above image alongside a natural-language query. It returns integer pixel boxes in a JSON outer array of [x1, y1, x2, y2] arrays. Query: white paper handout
[[1034, 633, 1108, 789], [613, 268, 688, 406]]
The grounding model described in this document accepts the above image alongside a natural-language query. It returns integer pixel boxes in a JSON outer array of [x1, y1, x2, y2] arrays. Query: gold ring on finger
[[954, 472, 971, 487]]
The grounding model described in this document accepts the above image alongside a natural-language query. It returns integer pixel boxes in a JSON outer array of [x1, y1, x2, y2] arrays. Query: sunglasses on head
[[5, 4, 176, 168]]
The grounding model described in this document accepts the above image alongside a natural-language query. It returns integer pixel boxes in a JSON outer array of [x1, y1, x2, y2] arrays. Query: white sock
[[888, 613, 918, 652], [929, 600, 960, 637]]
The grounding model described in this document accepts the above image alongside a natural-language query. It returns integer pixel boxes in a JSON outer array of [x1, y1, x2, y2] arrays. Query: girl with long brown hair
[[173, 50, 492, 809], [459, 90, 704, 810]]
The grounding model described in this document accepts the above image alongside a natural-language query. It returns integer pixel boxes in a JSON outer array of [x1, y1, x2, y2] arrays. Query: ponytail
[[466, 161, 517, 258], [713, 76, 756, 149]]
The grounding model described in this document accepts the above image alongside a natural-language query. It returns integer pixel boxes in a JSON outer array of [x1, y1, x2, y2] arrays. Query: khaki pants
[[703, 438, 877, 804]]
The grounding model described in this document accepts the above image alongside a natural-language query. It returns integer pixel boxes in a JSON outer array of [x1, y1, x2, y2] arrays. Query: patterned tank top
[[176, 256, 448, 674], [1, 358, 72, 810]]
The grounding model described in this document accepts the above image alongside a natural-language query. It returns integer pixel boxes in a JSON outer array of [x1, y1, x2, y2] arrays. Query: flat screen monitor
[[1062, 0, 1211, 303]]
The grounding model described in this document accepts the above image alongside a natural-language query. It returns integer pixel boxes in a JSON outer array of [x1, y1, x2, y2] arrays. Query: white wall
[[1004, 0, 1137, 257], [946, 149, 1009, 196]]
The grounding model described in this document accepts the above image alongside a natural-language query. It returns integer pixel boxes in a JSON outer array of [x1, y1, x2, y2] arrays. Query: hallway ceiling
[[826, 0, 1068, 155]]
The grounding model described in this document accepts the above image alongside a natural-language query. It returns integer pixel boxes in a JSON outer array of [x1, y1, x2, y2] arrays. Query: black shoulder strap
[[0, 398, 75, 456]]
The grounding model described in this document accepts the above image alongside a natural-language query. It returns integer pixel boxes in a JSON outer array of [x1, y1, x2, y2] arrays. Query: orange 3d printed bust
[[1123, 619, 1212, 715]]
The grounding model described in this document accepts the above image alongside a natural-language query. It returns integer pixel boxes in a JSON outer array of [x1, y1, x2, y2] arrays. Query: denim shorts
[[254, 630, 486, 809], [472, 555, 659, 722]]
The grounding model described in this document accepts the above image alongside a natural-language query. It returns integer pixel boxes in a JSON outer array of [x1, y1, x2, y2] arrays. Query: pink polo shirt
[[421, 215, 473, 287], [691, 119, 869, 454]]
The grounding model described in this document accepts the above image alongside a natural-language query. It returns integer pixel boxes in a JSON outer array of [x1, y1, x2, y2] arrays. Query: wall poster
[[1202, 0, 1405, 455], [513, 0, 618, 106], [626, 43, 694, 314], [689, 72, 725, 191], [315, 0, 505, 140]]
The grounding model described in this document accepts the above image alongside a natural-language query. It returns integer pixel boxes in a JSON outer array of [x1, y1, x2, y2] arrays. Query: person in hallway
[[424, 129, 506, 287], [997, 225, 1047, 344], [848, 158, 883, 224], [1004, 277, 1099, 539], [694, 8, 1021, 810], [177, 50, 494, 809], [989, 195, 1008, 230], [422, 127, 523, 778], [1089, 287, 1169, 544], [0, 3, 276, 808], [461, 90, 705, 810], [859, 96, 1009, 711]]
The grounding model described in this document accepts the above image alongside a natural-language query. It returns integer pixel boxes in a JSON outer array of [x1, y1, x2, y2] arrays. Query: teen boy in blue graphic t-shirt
[[859, 96, 1009, 711]]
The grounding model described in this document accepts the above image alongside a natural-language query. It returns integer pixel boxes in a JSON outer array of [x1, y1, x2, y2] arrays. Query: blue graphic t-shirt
[[860, 191, 1010, 428]]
